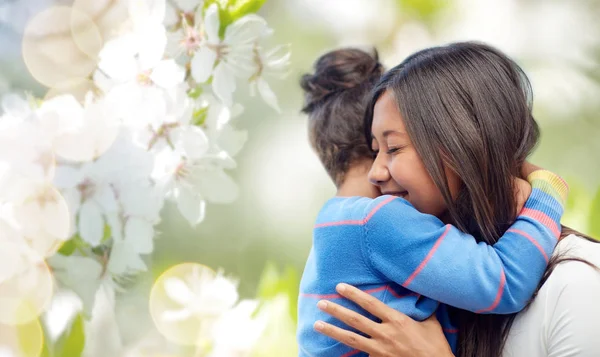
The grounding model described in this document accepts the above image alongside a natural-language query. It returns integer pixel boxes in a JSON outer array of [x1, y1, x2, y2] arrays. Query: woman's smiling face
[[368, 90, 460, 217]]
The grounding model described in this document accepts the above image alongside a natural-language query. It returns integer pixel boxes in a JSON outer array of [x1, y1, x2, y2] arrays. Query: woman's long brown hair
[[364, 42, 598, 357]]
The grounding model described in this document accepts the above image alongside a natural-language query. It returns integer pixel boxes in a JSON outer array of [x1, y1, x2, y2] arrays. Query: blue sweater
[[298, 171, 568, 356]]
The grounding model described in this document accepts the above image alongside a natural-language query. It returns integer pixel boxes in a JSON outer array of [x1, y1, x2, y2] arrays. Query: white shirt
[[503, 234, 600, 357]]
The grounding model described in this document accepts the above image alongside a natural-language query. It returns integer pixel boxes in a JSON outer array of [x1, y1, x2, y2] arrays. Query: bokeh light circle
[[149, 263, 218, 346], [12, 184, 71, 258], [44, 78, 98, 103], [0, 318, 44, 357], [0, 253, 54, 326], [22, 6, 102, 88], [73, 0, 130, 42]]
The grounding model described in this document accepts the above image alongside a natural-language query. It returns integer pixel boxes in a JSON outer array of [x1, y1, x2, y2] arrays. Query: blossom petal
[[197, 169, 238, 204], [163, 277, 194, 305], [212, 62, 236, 106], [78, 201, 104, 246], [52, 166, 84, 189], [176, 188, 206, 226], [164, 2, 180, 27], [256, 77, 280, 112], [176, 0, 202, 13], [224, 14, 267, 46], [107, 237, 147, 275], [150, 59, 185, 88], [177, 126, 209, 159], [40, 188, 71, 242], [98, 35, 139, 82], [204, 4, 220, 43], [1, 93, 30, 118], [161, 308, 193, 322], [137, 24, 167, 70], [124, 217, 154, 254], [93, 186, 118, 213], [217, 124, 247, 157], [191, 46, 217, 83]]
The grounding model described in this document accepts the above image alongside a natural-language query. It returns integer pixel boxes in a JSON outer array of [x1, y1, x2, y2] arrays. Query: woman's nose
[[368, 155, 390, 187]]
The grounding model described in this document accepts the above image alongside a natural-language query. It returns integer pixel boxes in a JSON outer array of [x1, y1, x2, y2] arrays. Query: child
[[297, 48, 568, 356]]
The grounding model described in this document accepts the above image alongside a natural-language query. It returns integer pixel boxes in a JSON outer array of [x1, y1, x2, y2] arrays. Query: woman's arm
[[314, 283, 454, 357]]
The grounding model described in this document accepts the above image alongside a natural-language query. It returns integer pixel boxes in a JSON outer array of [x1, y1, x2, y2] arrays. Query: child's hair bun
[[300, 48, 383, 114]]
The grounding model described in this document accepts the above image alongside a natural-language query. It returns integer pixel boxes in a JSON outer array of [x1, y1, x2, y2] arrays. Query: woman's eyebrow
[[382, 130, 407, 138]]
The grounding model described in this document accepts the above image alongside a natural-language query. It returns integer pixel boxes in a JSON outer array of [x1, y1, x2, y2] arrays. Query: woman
[[313, 42, 600, 356]]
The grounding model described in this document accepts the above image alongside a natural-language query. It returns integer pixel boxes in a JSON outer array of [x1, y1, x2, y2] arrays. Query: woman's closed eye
[[386, 146, 405, 155]]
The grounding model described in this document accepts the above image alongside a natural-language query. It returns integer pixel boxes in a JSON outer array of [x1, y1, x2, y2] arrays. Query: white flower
[[191, 4, 269, 105], [0, 103, 55, 185], [37, 94, 120, 163], [0, 218, 55, 325], [153, 149, 238, 227], [209, 300, 268, 357], [135, 85, 209, 160], [165, 0, 205, 61], [200, 94, 247, 156], [53, 131, 156, 247], [249, 44, 291, 112], [161, 267, 238, 322], [9, 182, 71, 258], [105, 181, 163, 276], [165, 0, 204, 28], [95, 1, 186, 128]]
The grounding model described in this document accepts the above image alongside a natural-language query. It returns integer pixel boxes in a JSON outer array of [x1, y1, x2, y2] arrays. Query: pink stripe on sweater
[[508, 228, 549, 262], [475, 268, 506, 313], [314, 196, 398, 228], [519, 208, 561, 237], [402, 225, 451, 287], [341, 349, 361, 357]]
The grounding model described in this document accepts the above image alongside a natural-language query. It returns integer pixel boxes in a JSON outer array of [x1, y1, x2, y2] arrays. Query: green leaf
[[101, 224, 112, 244], [281, 266, 300, 323], [204, 0, 268, 34], [588, 185, 600, 238], [256, 262, 281, 299], [54, 314, 85, 357], [58, 238, 77, 256], [192, 106, 209, 126], [17, 317, 46, 357], [256, 262, 300, 322], [188, 86, 204, 99], [396, 0, 448, 22], [229, 0, 268, 21]]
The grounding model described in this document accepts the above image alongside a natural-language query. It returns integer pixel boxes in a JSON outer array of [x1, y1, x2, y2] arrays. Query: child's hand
[[514, 176, 532, 214]]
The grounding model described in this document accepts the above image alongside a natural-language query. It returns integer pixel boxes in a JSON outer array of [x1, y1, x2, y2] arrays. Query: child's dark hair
[[300, 48, 384, 186]]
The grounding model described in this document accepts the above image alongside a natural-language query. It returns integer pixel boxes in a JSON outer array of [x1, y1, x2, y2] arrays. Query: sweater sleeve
[[363, 170, 568, 314]]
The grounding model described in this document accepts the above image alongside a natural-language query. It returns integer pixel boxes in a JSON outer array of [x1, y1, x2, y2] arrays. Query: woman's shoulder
[[546, 234, 600, 290], [504, 235, 600, 357]]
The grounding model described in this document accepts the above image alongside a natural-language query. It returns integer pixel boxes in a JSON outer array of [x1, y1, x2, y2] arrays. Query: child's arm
[[363, 170, 567, 314]]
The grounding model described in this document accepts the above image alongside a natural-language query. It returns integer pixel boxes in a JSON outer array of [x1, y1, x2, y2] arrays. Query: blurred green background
[[1, 0, 599, 352]]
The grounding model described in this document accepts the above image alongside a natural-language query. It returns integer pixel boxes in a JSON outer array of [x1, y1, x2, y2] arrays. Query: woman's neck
[[336, 162, 380, 198]]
